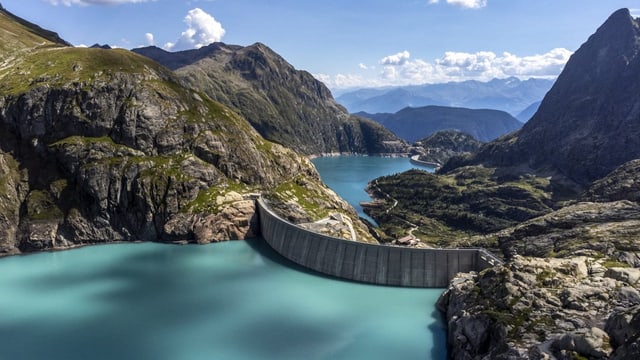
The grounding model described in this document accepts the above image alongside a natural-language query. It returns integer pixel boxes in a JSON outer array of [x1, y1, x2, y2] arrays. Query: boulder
[[552, 327, 612, 358], [605, 267, 640, 285]]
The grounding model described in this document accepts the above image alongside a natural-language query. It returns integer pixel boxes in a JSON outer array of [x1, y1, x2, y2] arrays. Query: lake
[[311, 155, 434, 224], [0, 156, 446, 360]]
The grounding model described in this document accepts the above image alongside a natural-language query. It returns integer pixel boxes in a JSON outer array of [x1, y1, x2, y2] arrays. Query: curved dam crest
[[257, 198, 502, 288]]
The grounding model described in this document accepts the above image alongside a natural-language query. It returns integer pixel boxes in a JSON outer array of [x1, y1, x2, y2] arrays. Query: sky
[[4, 0, 640, 90]]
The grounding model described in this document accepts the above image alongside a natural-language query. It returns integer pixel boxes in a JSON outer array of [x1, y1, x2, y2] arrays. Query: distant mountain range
[[357, 106, 522, 143], [336, 77, 554, 116]]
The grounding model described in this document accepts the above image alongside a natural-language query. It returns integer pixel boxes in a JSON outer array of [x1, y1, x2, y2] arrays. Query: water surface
[[0, 240, 447, 359], [0, 156, 446, 360], [311, 156, 434, 224]]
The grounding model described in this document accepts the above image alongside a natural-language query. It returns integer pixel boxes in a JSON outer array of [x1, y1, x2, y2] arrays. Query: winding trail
[[370, 179, 421, 240]]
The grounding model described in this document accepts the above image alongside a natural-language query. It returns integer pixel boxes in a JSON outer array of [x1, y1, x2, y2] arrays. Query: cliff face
[[465, 8, 640, 186], [0, 11, 375, 255], [439, 256, 640, 359], [431, 10, 640, 359], [133, 43, 406, 155]]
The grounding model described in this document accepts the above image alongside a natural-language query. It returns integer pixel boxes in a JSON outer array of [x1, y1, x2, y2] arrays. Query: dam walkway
[[257, 199, 503, 288]]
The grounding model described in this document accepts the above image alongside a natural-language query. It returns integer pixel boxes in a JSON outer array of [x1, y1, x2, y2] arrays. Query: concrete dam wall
[[257, 199, 502, 288]]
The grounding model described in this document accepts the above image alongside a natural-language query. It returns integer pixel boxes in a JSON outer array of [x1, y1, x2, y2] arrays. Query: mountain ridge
[[357, 105, 522, 143], [451, 8, 640, 186], [134, 43, 407, 155], [0, 8, 377, 255], [336, 77, 555, 115]]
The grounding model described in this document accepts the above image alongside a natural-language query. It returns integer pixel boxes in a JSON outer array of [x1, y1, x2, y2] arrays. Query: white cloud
[[314, 73, 377, 89], [631, 9, 640, 18], [164, 8, 225, 51], [446, 0, 487, 9], [428, 0, 488, 9], [380, 50, 411, 65], [358, 63, 369, 70], [145, 33, 155, 46], [317, 48, 573, 89], [46, 0, 153, 5]]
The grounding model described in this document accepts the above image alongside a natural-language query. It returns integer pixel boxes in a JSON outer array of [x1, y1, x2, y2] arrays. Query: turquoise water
[[0, 240, 447, 359], [0, 156, 446, 360], [311, 156, 434, 224]]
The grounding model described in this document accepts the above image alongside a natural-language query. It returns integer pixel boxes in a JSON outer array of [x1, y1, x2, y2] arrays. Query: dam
[[257, 198, 502, 288]]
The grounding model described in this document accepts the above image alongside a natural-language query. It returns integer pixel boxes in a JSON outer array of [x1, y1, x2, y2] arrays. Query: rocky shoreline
[[437, 255, 640, 359]]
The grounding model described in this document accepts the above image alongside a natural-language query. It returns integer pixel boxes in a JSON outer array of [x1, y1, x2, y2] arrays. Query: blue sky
[[5, 0, 640, 89]]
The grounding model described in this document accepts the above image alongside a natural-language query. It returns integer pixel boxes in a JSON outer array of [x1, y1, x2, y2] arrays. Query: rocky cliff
[[0, 8, 376, 255], [438, 256, 640, 359], [458, 8, 640, 187], [430, 9, 640, 359], [133, 43, 406, 155]]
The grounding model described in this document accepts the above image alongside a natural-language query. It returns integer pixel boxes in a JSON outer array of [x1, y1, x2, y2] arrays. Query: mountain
[[515, 100, 541, 122], [412, 130, 483, 166], [0, 7, 375, 255], [357, 105, 522, 142], [336, 77, 555, 115], [133, 43, 406, 156], [453, 8, 640, 187], [366, 10, 640, 358], [0, 3, 70, 63]]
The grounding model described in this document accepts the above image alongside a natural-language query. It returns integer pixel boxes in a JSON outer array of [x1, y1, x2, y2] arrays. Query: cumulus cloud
[[317, 48, 573, 89], [428, 0, 488, 9], [46, 0, 153, 5], [145, 33, 155, 46], [380, 50, 411, 65], [164, 8, 225, 51]]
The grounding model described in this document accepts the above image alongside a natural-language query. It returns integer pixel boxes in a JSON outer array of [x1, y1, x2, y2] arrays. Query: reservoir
[[0, 156, 446, 360], [311, 155, 434, 224]]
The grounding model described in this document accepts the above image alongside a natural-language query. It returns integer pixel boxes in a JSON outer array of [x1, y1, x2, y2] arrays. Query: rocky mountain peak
[[457, 8, 640, 187], [134, 41, 404, 155]]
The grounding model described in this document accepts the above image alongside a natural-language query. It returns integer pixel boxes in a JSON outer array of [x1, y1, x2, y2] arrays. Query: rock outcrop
[[484, 201, 640, 264], [0, 9, 376, 255], [133, 43, 407, 156], [438, 256, 640, 359], [583, 159, 640, 203]]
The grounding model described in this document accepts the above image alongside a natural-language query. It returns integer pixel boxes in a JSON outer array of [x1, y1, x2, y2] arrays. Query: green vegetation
[[0, 47, 174, 95], [365, 166, 554, 245], [602, 259, 631, 268], [0, 10, 66, 63], [26, 189, 63, 220], [184, 181, 254, 214], [267, 175, 332, 219]]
